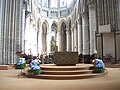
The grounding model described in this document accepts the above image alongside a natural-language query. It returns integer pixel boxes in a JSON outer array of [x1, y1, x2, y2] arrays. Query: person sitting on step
[[92, 58, 105, 73]]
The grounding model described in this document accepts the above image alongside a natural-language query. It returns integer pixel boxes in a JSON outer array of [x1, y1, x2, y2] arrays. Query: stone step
[[27, 73, 100, 80], [42, 70, 93, 75], [23, 64, 106, 80], [40, 64, 94, 71], [0, 65, 9, 70], [0, 64, 16, 70], [7, 64, 16, 69]]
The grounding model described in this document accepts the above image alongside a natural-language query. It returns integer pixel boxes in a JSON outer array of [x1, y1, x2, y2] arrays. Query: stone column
[[57, 25, 62, 51], [47, 25, 51, 54], [11, 0, 16, 64], [25, 16, 30, 55], [76, 25, 78, 52], [88, 0, 97, 59], [47, 31, 51, 54], [21, 2, 26, 54], [7, 0, 12, 64], [2, 0, 8, 64], [66, 29, 71, 52], [81, 12, 90, 63], [0, 0, 3, 64], [77, 17, 83, 55], [42, 33, 46, 53], [38, 25, 42, 55], [14, 0, 23, 63], [71, 26, 74, 51], [74, 26, 77, 51]]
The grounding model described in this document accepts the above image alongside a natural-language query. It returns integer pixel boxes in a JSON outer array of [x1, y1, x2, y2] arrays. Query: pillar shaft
[[0, 0, 24, 64], [82, 12, 89, 55], [73, 27, 77, 51], [57, 28, 62, 51], [77, 18, 82, 55], [88, 0, 97, 57], [88, 0, 96, 59], [67, 29, 72, 52], [0, 0, 3, 64], [71, 28, 74, 51], [82, 12, 90, 63], [47, 32, 51, 54]]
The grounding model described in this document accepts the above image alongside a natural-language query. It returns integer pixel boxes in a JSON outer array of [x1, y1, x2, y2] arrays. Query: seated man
[[92, 58, 105, 73]]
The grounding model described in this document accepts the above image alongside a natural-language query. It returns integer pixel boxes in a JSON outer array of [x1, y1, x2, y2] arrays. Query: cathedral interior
[[0, 0, 120, 90], [0, 0, 120, 65]]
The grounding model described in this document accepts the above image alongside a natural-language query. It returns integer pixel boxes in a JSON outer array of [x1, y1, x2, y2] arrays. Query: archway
[[42, 22, 47, 54], [51, 23, 57, 52], [61, 22, 67, 51]]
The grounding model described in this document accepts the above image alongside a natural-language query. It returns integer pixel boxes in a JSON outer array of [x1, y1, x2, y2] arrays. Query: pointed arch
[[51, 21, 58, 52], [41, 20, 48, 54], [59, 19, 67, 51]]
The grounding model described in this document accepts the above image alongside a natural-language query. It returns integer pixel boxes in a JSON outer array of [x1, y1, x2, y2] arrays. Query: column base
[[83, 55, 91, 64]]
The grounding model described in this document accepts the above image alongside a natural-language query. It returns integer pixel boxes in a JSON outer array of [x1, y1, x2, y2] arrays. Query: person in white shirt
[[92, 58, 105, 73]]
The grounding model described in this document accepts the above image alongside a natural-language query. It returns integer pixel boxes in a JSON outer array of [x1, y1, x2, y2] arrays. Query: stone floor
[[105, 63, 120, 68], [0, 65, 120, 90]]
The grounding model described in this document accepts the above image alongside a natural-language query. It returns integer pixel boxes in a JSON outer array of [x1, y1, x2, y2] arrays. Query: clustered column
[[0, 0, 3, 64], [0, 0, 25, 65], [57, 26, 62, 51], [77, 17, 83, 56], [66, 29, 71, 52], [81, 12, 90, 63], [74, 26, 78, 51], [88, 1, 97, 59], [71, 26, 74, 51]]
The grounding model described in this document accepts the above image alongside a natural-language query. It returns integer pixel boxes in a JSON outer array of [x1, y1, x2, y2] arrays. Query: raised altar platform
[[24, 64, 107, 80]]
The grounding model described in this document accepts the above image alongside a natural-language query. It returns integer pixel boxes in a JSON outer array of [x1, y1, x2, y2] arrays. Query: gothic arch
[[60, 20, 67, 51], [41, 21, 48, 54], [51, 22, 58, 52], [43, 19, 49, 32], [59, 19, 67, 31], [51, 22, 58, 34]]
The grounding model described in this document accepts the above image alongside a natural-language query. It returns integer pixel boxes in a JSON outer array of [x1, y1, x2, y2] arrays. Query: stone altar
[[53, 52, 78, 66]]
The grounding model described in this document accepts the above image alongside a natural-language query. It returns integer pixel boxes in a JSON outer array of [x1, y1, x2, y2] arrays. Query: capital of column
[[87, 0, 95, 8], [66, 28, 71, 34]]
